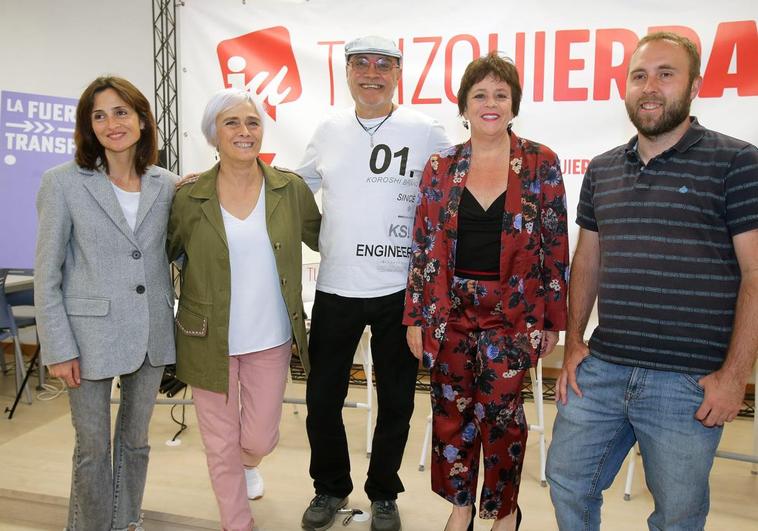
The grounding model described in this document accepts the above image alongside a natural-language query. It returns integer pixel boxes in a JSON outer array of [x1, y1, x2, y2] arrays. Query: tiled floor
[[1, 359, 756, 530]]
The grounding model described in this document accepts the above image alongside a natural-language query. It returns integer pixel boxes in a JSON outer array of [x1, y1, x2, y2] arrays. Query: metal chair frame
[[1, 269, 38, 409], [418, 358, 549, 487]]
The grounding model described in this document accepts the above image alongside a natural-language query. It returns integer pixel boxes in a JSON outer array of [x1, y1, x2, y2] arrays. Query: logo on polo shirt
[[217, 26, 302, 120]]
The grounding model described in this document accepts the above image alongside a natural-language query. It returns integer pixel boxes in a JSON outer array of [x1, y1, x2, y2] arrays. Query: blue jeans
[[546, 355, 723, 531], [66, 356, 164, 531]]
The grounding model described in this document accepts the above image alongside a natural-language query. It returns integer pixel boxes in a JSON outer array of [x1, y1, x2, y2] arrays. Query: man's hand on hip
[[556, 337, 590, 405], [695, 369, 747, 427]]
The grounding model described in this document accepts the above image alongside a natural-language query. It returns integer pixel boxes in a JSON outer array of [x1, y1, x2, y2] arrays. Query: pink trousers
[[192, 341, 292, 531]]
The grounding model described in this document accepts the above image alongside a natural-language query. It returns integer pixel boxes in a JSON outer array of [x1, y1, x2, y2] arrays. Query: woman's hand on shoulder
[[175, 172, 200, 190], [48, 358, 81, 388]]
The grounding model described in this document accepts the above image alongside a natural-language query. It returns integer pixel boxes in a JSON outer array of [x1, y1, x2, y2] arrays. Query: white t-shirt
[[110, 182, 140, 232], [221, 185, 291, 355], [297, 106, 451, 297]]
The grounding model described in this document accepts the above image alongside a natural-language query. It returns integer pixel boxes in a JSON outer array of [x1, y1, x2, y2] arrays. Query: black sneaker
[[371, 500, 401, 531], [301, 494, 348, 530]]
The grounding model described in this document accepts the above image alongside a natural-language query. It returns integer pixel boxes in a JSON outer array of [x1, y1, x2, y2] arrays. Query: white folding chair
[[418, 411, 432, 471], [297, 298, 374, 457], [355, 327, 374, 457], [297, 262, 374, 454], [0, 270, 35, 406], [624, 362, 758, 499], [623, 445, 639, 501], [529, 358, 548, 486], [418, 357, 548, 486]]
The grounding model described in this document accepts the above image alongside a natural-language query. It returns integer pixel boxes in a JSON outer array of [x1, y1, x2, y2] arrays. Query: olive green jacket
[[167, 161, 320, 393]]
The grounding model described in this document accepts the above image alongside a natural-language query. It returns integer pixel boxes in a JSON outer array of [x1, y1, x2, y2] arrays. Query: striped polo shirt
[[577, 118, 758, 373]]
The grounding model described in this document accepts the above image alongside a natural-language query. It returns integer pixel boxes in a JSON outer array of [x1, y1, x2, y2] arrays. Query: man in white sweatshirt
[[297, 35, 451, 531]]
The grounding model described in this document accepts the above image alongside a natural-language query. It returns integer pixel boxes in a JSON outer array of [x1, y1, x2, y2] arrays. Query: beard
[[625, 85, 692, 138]]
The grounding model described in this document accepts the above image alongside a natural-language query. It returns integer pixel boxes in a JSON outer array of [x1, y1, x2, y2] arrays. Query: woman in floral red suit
[[404, 54, 568, 531]]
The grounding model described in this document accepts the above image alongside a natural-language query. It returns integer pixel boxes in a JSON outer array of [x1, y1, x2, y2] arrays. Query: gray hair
[[200, 88, 267, 146]]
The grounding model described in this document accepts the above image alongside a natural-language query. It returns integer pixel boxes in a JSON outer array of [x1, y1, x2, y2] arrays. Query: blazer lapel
[[200, 197, 228, 249], [133, 170, 163, 234], [262, 161, 286, 226], [191, 161, 285, 250], [500, 132, 530, 285], [190, 167, 228, 249], [447, 142, 471, 214], [505, 132, 525, 224], [444, 143, 471, 270], [81, 168, 139, 247]]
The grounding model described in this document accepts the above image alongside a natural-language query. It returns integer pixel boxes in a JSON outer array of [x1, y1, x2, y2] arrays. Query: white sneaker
[[245, 466, 264, 500]]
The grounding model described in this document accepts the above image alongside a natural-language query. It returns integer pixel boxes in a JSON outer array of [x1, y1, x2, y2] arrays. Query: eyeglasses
[[348, 56, 399, 74]]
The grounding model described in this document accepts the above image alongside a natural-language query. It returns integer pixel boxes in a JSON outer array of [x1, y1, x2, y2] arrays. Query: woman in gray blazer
[[34, 76, 177, 531]]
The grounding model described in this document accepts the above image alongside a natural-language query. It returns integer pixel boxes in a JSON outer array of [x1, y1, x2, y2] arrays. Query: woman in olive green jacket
[[167, 89, 319, 530]]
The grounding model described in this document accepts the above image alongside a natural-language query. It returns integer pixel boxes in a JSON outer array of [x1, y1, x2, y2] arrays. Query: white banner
[[178, 0, 758, 258]]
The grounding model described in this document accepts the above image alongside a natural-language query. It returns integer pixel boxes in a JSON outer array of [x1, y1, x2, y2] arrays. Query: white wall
[[0, 0, 155, 102], [1, 0, 155, 343]]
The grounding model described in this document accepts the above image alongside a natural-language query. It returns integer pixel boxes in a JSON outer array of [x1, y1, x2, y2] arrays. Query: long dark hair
[[74, 76, 157, 176]]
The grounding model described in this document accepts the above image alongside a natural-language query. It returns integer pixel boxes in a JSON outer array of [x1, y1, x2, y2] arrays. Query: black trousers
[[305, 289, 418, 501]]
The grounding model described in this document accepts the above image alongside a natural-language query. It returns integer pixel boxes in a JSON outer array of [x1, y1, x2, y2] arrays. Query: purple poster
[[0, 91, 77, 270]]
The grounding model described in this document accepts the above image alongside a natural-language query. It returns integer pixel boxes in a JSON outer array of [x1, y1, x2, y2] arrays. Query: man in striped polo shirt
[[546, 32, 758, 530]]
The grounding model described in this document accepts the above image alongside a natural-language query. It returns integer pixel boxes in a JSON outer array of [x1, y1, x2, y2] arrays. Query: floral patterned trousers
[[430, 277, 528, 519]]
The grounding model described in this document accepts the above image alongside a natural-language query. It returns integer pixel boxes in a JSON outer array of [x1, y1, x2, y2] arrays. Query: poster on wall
[[0, 91, 77, 270], [178, 0, 757, 260]]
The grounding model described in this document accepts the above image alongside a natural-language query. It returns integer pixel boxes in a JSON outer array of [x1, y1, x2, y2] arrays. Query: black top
[[577, 117, 758, 373], [454, 187, 505, 281]]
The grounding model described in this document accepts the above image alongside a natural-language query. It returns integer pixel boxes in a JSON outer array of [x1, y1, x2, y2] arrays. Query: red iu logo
[[217, 26, 302, 121]]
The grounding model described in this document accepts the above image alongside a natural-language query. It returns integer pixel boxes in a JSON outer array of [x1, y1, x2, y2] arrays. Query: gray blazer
[[34, 160, 177, 379]]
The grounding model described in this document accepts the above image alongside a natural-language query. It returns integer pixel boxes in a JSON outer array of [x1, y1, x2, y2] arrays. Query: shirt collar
[[624, 116, 705, 161]]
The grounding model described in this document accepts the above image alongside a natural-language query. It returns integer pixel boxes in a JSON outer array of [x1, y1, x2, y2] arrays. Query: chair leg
[[624, 446, 637, 500], [530, 359, 548, 487], [0, 342, 7, 374], [286, 369, 299, 415], [35, 331, 45, 390], [363, 340, 374, 458], [110, 376, 120, 402], [12, 335, 32, 404], [6, 351, 39, 419], [362, 330, 373, 459], [419, 412, 432, 471]]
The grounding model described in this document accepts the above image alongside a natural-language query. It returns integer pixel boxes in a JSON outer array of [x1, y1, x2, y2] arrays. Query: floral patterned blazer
[[403, 132, 569, 369]]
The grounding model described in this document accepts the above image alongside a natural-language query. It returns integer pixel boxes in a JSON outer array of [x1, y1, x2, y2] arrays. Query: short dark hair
[[75, 76, 157, 176], [457, 53, 522, 117], [634, 32, 701, 85]]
